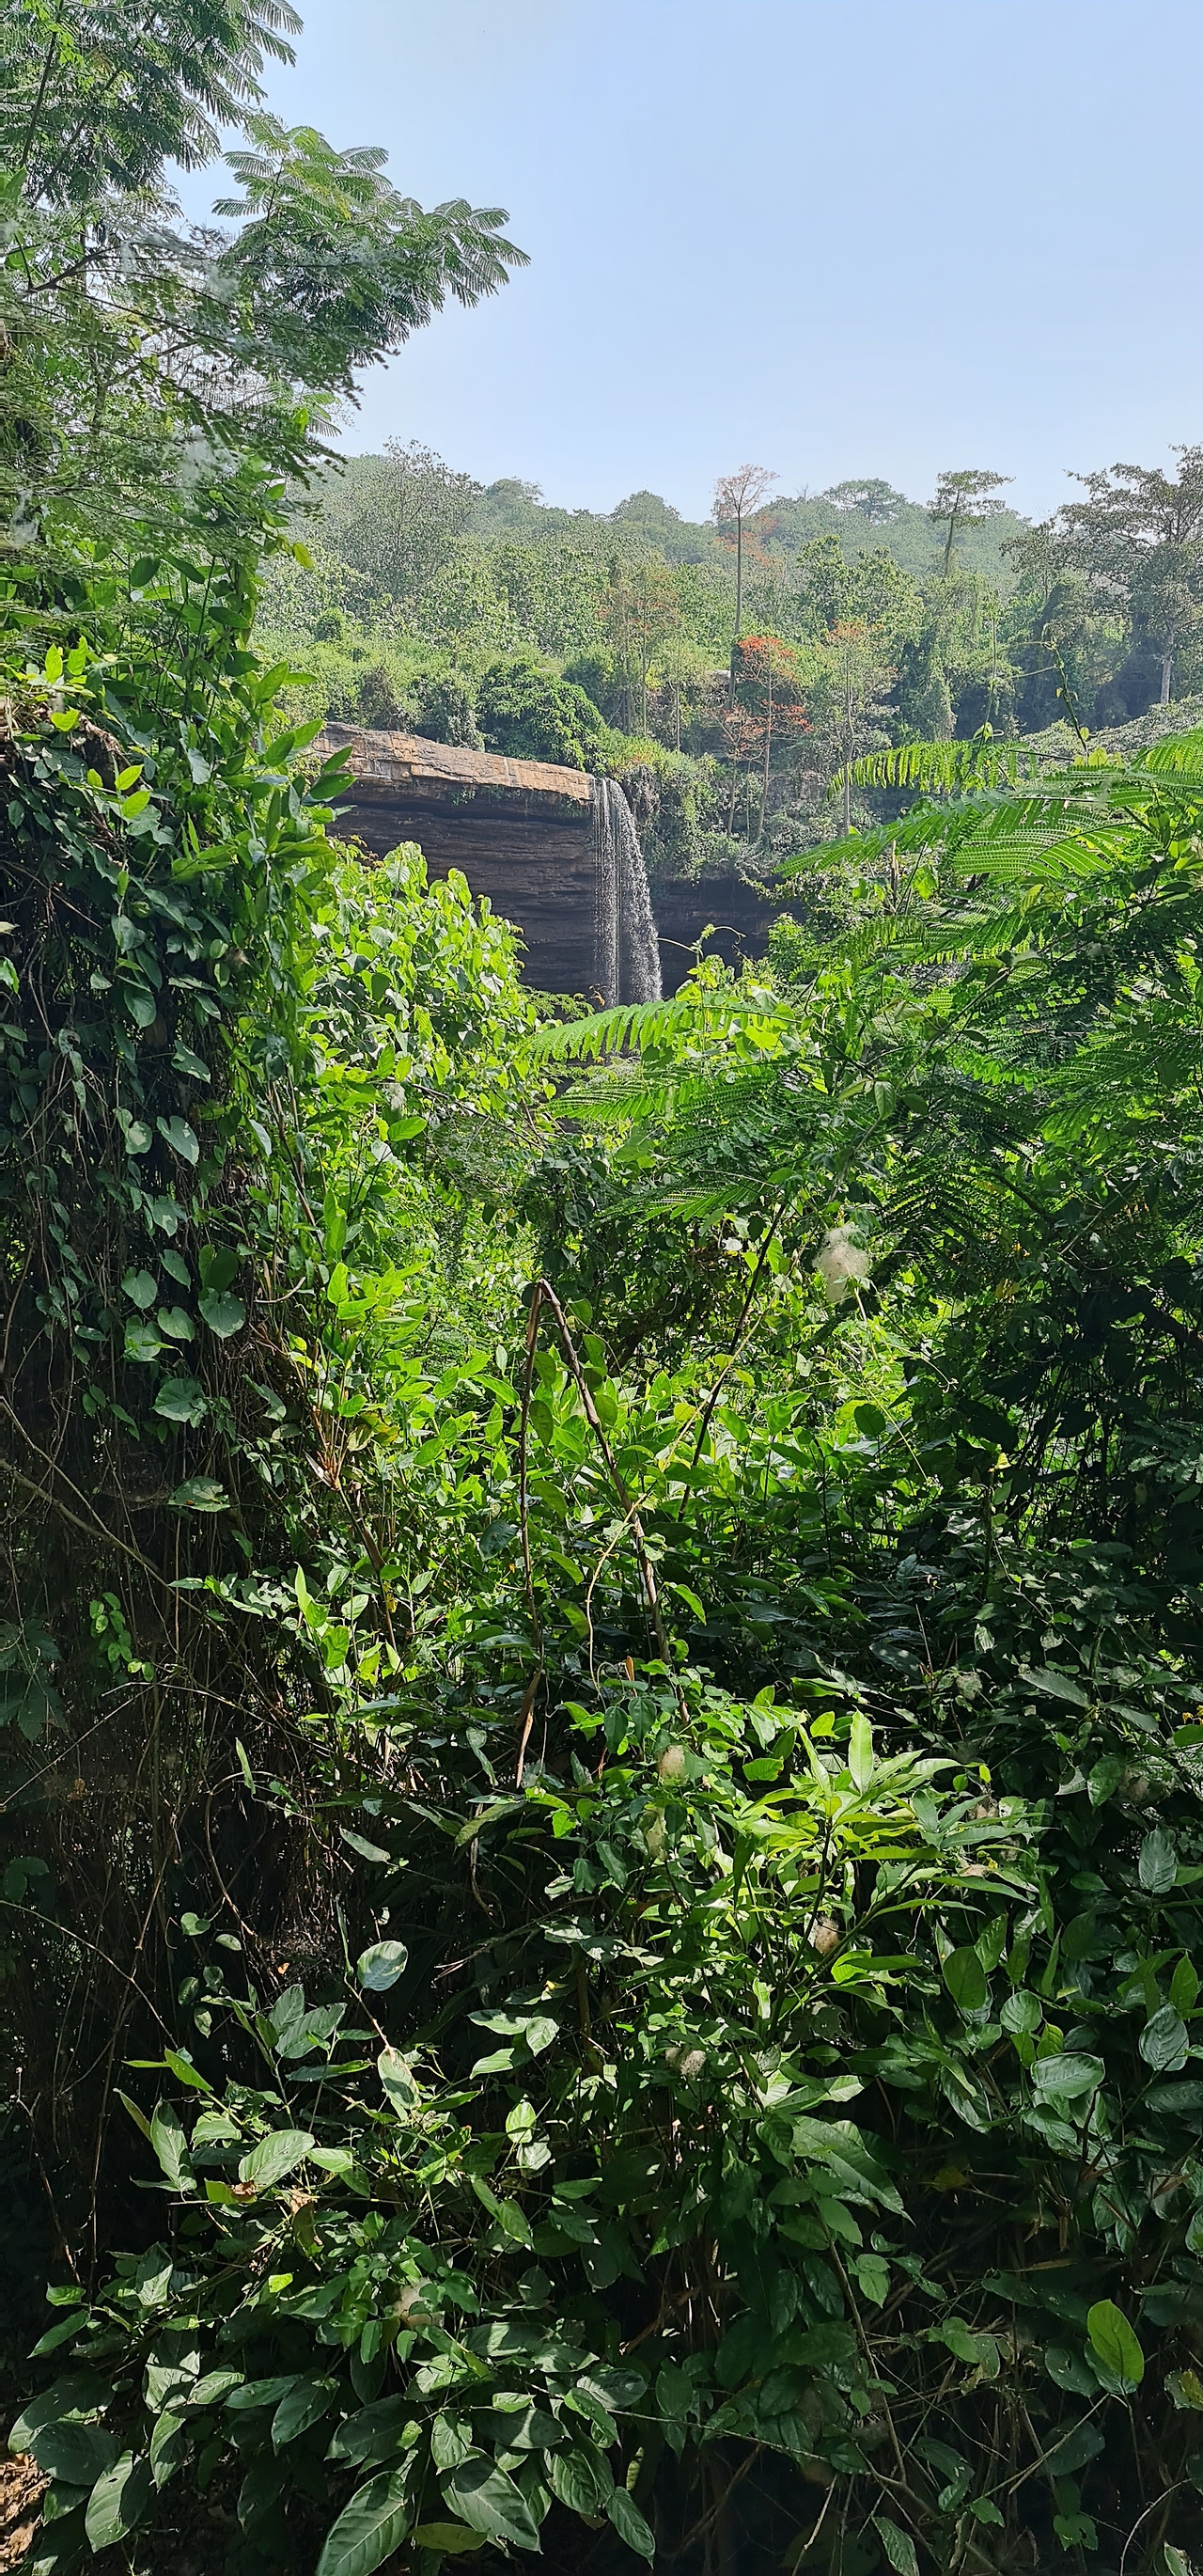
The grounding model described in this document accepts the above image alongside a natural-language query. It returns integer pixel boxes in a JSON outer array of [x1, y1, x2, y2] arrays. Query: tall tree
[[601, 554, 680, 733], [726, 631, 809, 841], [929, 465, 1012, 575], [820, 477, 907, 524], [814, 619, 896, 831], [711, 462, 776, 649], [1051, 448, 1203, 703], [322, 440, 483, 607]]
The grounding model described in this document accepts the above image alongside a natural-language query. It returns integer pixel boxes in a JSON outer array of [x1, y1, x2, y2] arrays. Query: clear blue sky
[[228, 0, 1203, 522]]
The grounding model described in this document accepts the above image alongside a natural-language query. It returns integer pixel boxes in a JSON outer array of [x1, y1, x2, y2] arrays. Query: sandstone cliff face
[[316, 725, 782, 996]]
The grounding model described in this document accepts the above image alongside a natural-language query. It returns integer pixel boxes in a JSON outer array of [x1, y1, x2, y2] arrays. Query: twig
[[531, 1278, 671, 1666], [1118, 2484, 1181, 2576]]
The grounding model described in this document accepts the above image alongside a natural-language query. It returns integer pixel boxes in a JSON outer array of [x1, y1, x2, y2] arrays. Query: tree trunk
[[1161, 649, 1173, 706], [759, 667, 773, 844], [728, 519, 743, 712]]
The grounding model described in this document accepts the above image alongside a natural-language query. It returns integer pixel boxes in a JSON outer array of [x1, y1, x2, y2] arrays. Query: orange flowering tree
[[723, 631, 811, 840]]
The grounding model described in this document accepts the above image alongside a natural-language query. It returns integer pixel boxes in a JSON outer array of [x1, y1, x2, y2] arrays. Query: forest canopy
[[5, 10, 1203, 2576], [259, 438, 1203, 881]]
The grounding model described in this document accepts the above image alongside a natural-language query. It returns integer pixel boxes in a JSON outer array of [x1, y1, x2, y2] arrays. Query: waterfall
[[590, 777, 663, 1007]]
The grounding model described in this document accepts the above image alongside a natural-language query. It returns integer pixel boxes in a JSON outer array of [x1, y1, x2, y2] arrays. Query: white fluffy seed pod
[[658, 1744, 687, 1783], [810, 1915, 840, 1956], [815, 1228, 871, 1305]]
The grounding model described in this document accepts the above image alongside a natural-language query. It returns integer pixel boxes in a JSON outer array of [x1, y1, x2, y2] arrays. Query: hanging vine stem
[[514, 1284, 547, 1785], [526, 1277, 672, 1671], [672, 1201, 786, 1522]]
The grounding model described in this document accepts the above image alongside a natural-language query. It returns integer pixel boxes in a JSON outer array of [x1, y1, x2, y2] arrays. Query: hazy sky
[[221, 0, 1203, 522]]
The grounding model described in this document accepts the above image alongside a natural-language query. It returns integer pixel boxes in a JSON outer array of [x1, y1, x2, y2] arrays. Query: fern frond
[[528, 988, 781, 1066], [1138, 728, 1203, 778], [946, 826, 1132, 883], [849, 740, 1038, 794]]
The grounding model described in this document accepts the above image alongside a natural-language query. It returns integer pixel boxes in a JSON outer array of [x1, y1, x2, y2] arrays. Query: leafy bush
[[477, 656, 609, 769], [416, 669, 483, 748]]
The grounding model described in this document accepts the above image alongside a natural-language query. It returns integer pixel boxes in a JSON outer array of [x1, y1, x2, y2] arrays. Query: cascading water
[[590, 776, 663, 1006]]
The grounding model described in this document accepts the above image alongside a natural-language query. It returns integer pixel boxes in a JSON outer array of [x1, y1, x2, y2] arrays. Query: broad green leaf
[[430, 2419, 475, 2474], [787, 2116, 903, 2212], [852, 2252, 889, 2306], [413, 2527, 486, 2554], [237, 2128, 315, 2192], [199, 1289, 246, 1338], [148, 2409, 190, 2490], [341, 1829, 392, 1863], [378, 2047, 419, 2112], [1171, 1955, 1200, 2015], [942, 1947, 988, 2013], [1087, 2300, 1144, 2389], [1001, 1989, 1041, 2035], [199, 1247, 239, 1293], [1054, 2511, 1098, 2548], [316, 2471, 414, 2576], [121, 1270, 157, 1311], [226, 2377, 301, 2411], [1139, 1829, 1178, 1893], [874, 2519, 919, 2576], [356, 1940, 408, 1992], [523, 2014, 558, 2056], [156, 1304, 195, 1341], [605, 2486, 655, 2561], [1045, 2345, 1095, 2396], [154, 1376, 207, 1426], [124, 1318, 164, 1363], [1140, 2004, 1189, 2073], [170, 1478, 228, 1513], [1019, 1664, 1088, 1707], [848, 1710, 873, 1791], [25, 2418, 118, 2486], [442, 2458, 541, 2552], [546, 2445, 613, 2514], [186, 2371, 245, 2409], [156, 1115, 199, 1166], [149, 2100, 192, 2191], [1087, 1755, 1125, 1806], [1031, 2051, 1103, 2100], [85, 2450, 151, 2550], [171, 1043, 210, 1084], [326, 2396, 414, 2467], [936, 2319, 998, 2374], [9, 2369, 108, 2452]]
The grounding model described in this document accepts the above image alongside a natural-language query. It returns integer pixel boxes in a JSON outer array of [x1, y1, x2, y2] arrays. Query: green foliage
[[15, 1673, 1040, 2574], [0, 7, 525, 631], [18, 19, 1203, 2576], [477, 656, 610, 770], [0, 0, 302, 205]]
